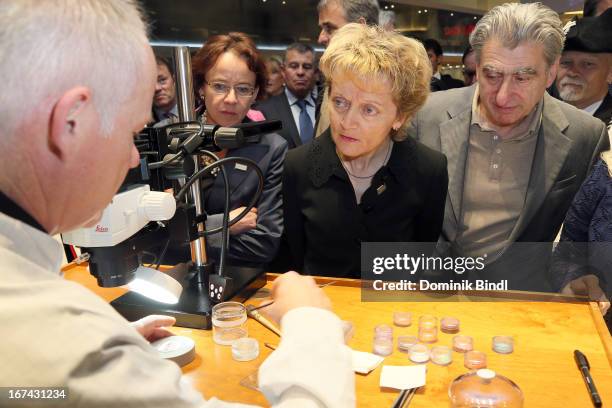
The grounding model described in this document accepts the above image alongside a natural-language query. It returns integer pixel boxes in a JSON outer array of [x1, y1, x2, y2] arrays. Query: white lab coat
[[0, 212, 355, 407]]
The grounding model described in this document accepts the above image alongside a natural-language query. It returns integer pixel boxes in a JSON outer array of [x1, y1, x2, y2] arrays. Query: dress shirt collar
[[583, 99, 605, 116], [285, 87, 315, 107], [0, 211, 63, 277], [0, 190, 46, 233]]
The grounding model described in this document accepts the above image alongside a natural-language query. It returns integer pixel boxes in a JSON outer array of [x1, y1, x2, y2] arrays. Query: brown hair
[[192, 32, 267, 101]]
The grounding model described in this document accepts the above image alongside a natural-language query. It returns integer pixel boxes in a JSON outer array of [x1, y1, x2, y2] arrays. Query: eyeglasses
[[206, 81, 256, 98]]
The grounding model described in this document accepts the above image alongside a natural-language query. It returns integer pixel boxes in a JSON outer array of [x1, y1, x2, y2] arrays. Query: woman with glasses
[[188, 32, 288, 268], [279, 24, 448, 278]]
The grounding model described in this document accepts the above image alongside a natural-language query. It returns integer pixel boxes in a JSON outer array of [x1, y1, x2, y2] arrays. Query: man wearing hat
[[555, 9, 612, 130]]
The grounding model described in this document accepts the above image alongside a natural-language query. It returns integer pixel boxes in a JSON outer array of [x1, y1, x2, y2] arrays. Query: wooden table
[[63, 263, 612, 407]]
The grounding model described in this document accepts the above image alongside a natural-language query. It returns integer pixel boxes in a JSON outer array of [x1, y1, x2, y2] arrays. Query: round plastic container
[[232, 338, 259, 361], [393, 311, 412, 327], [212, 302, 248, 346], [397, 335, 419, 353], [453, 335, 474, 353], [418, 326, 438, 343], [374, 324, 393, 338], [431, 345, 453, 365], [441, 317, 460, 333], [409, 343, 430, 363], [373, 336, 393, 356], [449, 369, 524, 407], [464, 350, 487, 369], [492, 336, 514, 354]]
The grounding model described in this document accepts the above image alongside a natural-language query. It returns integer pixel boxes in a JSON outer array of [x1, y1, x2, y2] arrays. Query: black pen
[[574, 350, 602, 408]]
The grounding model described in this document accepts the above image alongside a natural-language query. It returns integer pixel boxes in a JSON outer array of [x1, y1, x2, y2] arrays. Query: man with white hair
[[409, 3, 609, 291], [0, 1, 353, 406], [555, 9, 611, 134]]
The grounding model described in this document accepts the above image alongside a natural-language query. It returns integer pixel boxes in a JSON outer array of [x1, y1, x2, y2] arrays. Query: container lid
[[449, 369, 524, 407], [151, 335, 196, 367]]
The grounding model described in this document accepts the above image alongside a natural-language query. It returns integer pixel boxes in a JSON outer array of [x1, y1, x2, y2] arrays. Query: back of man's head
[[469, 2, 564, 68], [0, 0, 150, 139], [379, 10, 396, 31], [317, 0, 380, 25], [423, 39, 443, 57]]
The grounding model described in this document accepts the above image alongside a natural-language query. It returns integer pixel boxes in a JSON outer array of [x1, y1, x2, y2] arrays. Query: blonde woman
[[263, 55, 285, 98], [280, 23, 448, 278], [552, 150, 612, 326]]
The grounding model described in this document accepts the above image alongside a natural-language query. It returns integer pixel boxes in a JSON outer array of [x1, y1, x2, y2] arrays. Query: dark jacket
[[280, 130, 448, 278], [431, 74, 464, 92], [593, 91, 612, 127], [256, 93, 302, 149], [551, 158, 612, 331], [551, 158, 612, 292], [204, 132, 288, 265]]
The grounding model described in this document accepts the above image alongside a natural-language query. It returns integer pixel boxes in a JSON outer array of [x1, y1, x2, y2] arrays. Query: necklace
[[339, 140, 392, 179]]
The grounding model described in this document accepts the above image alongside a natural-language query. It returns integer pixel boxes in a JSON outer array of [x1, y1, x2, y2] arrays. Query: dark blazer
[[256, 93, 302, 149], [409, 85, 610, 291], [203, 132, 288, 266], [594, 91, 612, 127], [281, 130, 448, 278], [431, 74, 464, 92]]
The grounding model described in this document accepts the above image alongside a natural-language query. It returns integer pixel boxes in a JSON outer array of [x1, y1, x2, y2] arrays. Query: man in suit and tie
[[257, 43, 317, 149], [151, 56, 178, 127], [409, 2, 610, 292]]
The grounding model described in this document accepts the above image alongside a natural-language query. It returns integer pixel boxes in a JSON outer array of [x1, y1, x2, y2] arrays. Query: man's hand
[[229, 207, 257, 235], [131, 315, 176, 342], [264, 271, 332, 325], [562, 274, 610, 316]]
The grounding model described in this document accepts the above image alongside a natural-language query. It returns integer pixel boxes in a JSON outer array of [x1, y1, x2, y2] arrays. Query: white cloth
[[0, 212, 354, 407]]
